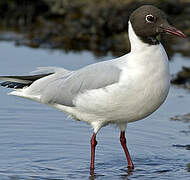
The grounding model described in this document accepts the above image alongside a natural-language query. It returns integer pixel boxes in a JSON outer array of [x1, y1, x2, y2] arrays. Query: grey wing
[[41, 62, 121, 106]]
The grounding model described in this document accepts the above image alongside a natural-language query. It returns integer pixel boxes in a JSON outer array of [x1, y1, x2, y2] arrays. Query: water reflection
[[187, 163, 190, 172]]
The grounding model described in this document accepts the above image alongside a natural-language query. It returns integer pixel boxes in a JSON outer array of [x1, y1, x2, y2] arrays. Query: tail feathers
[[0, 73, 53, 89]]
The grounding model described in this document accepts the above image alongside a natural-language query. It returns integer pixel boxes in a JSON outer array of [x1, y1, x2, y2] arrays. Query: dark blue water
[[0, 42, 190, 180]]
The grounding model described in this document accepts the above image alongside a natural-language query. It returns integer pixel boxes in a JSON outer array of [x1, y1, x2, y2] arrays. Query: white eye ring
[[145, 14, 154, 23]]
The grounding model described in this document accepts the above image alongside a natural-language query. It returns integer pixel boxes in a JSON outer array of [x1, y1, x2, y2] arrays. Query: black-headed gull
[[0, 5, 186, 174]]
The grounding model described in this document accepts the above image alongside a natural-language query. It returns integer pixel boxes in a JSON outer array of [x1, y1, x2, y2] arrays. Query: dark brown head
[[129, 5, 186, 45]]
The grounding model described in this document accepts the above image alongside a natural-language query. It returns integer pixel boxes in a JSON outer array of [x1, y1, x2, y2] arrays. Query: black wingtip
[[0, 81, 31, 89]]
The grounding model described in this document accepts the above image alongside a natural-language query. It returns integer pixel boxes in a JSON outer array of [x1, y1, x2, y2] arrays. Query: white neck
[[128, 21, 158, 52]]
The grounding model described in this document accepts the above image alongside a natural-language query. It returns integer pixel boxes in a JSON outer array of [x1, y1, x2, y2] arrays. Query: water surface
[[0, 42, 190, 180]]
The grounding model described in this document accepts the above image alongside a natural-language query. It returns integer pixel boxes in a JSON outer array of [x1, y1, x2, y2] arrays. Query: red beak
[[164, 27, 186, 38]]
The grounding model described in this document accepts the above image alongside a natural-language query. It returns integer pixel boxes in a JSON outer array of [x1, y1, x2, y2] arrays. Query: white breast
[[116, 43, 170, 123]]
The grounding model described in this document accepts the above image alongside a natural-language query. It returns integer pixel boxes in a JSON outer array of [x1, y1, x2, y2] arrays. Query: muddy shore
[[0, 0, 189, 57]]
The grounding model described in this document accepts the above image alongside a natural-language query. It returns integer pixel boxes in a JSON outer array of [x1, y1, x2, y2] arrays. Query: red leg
[[120, 131, 134, 170], [90, 133, 97, 174]]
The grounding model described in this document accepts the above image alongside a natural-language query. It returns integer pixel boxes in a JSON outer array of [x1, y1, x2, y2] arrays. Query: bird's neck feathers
[[128, 21, 160, 52]]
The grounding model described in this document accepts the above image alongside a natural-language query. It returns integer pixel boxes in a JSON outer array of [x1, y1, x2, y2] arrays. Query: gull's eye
[[145, 14, 155, 23]]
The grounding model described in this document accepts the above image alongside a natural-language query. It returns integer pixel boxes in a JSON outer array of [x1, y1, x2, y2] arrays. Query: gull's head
[[129, 5, 186, 44]]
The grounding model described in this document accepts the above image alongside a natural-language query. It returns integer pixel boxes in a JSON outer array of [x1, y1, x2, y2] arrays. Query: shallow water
[[0, 42, 190, 180]]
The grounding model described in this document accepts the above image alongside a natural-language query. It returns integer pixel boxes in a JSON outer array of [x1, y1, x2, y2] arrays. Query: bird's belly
[[113, 72, 170, 123], [72, 74, 169, 124], [117, 82, 169, 123]]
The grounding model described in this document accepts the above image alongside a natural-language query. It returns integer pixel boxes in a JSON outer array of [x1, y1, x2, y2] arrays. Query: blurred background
[[0, 0, 190, 179], [0, 0, 189, 56]]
